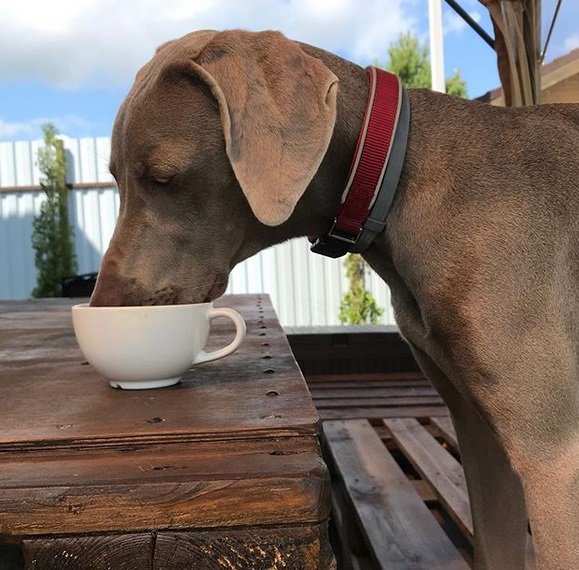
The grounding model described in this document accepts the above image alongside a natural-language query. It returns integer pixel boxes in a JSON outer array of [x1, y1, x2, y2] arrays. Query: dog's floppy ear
[[186, 30, 338, 226]]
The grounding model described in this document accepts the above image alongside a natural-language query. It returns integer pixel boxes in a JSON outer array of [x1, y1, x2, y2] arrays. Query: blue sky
[[1, 0, 577, 141]]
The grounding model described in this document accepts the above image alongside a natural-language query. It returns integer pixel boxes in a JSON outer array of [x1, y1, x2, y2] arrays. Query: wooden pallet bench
[[297, 366, 537, 570], [287, 324, 537, 570], [322, 415, 537, 570], [323, 416, 470, 570]]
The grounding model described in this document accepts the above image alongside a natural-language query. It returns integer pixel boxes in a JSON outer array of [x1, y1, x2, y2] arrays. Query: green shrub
[[31, 124, 76, 297], [339, 254, 383, 325]]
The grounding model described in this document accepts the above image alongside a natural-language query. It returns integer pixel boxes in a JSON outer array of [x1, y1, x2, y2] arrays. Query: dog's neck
[[287, 45, 411, 260], [248, 44, 453, 281], [293, 47, 457, 268], [294, 45, 369, 237]]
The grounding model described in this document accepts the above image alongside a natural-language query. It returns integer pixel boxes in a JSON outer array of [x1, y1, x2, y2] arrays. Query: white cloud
[[565, 34, 579, 51], [0, 119, 37, 139], [0, 0, 416, 89], [0, 115, 96, 140]]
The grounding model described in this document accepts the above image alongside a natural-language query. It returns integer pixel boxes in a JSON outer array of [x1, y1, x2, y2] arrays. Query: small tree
[[339, 254, 384, 325], [386, 32, 432, 89], [382, 32, 468, 97], [31, 124, 76, 297], [446, 68, 468, 98]]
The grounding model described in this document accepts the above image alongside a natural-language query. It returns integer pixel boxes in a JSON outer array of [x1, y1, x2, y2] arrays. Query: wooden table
[[0, 295, 334, 570]]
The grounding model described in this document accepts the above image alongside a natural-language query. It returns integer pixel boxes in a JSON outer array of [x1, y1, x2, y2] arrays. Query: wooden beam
[[0, 182, 116, 193]]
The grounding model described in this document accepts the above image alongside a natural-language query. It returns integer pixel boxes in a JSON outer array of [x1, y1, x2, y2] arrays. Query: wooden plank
[[310, 387, 439, 399], [0, 182, 116, 194], [2, 475, 327, 537], [430, 417, 459, 452], [319, 407, 450, 421], [306, 372, 425, 383], [315, 396, 443, 409], [23, 534, 153, 570], [384, 418, 473, 539], [0, 442, 329, 535], [324, 420, 468, 569], [22, 527, 337, 570], [309, 380, 432, 390], [153, 524, 336, 570], [0, 438, 320, 489]]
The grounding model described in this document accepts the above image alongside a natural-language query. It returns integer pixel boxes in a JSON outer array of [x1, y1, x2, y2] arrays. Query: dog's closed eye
[[147, 166, 176, 185], [152, 174, 174, 185]]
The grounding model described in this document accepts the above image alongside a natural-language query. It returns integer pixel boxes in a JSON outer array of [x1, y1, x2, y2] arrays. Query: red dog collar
[[310, 66, 410, 258]]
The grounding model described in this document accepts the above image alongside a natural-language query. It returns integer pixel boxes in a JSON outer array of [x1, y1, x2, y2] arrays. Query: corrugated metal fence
[[0, 137, 394, 326]]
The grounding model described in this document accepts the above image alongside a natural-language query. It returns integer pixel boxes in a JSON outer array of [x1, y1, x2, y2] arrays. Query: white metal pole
[[428, 0, 446, 92]]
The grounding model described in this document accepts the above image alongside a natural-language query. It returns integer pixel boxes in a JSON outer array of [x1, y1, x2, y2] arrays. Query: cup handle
[[193, 307, 246, 365]]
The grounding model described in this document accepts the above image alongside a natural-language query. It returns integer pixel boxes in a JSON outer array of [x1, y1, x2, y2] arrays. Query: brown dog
[[91, 30, 579, 570]]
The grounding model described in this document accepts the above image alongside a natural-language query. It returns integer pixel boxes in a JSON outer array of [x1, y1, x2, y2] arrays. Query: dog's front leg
[[517, 410, 579, 570], [409, 344, 529, 570]]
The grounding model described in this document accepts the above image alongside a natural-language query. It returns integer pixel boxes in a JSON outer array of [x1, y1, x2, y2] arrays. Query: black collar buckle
[[309, 219, 360, 258]]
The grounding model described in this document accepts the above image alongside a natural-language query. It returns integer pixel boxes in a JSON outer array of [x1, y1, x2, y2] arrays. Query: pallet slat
[[430, 417, 459, 452], [307, 372, 425, 383], [319, 407, 451, 421], [310, 387, 439, 399], [315, 396, 443, 409], [384, 418, 473, 539], [324, 419, 469, 570], [309, 381, 432, 390]]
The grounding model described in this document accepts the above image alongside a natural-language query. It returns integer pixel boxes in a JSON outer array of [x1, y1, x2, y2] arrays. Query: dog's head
[[90, 30, 338, 305]]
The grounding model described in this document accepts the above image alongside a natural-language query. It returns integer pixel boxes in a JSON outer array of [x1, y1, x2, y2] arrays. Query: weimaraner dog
[[91, 30, 579, 570]]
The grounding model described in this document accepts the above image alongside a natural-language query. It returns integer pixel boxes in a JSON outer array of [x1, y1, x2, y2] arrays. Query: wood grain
[[385, 418, 536, 568], [315, 396, 443, 409], [22, 525, 336, 570], [154, 524, 335, 570], [309, 380, 431, 390], [0, 452, 329, 535], [23, 534, 152, 570], [306, 372, 426, 384]]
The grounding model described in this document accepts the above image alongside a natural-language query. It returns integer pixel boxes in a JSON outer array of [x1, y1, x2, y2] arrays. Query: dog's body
[[91, 30, 579, 569]]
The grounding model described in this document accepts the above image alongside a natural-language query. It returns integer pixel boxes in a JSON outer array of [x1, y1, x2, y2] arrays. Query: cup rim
[[72, 302, 212, 311]]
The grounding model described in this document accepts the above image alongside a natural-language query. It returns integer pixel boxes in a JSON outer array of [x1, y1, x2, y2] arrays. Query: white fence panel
[[0, 137, 394, 326]]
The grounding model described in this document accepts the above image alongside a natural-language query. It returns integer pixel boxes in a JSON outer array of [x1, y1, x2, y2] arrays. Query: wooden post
[[480, 0, 542, 106]]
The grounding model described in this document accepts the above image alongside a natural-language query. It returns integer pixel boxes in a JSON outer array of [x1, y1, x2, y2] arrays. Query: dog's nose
[[89, 260, 145, 306]]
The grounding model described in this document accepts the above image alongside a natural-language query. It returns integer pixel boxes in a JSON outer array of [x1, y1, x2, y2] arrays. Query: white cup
[[72, 302, 246, 390]]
